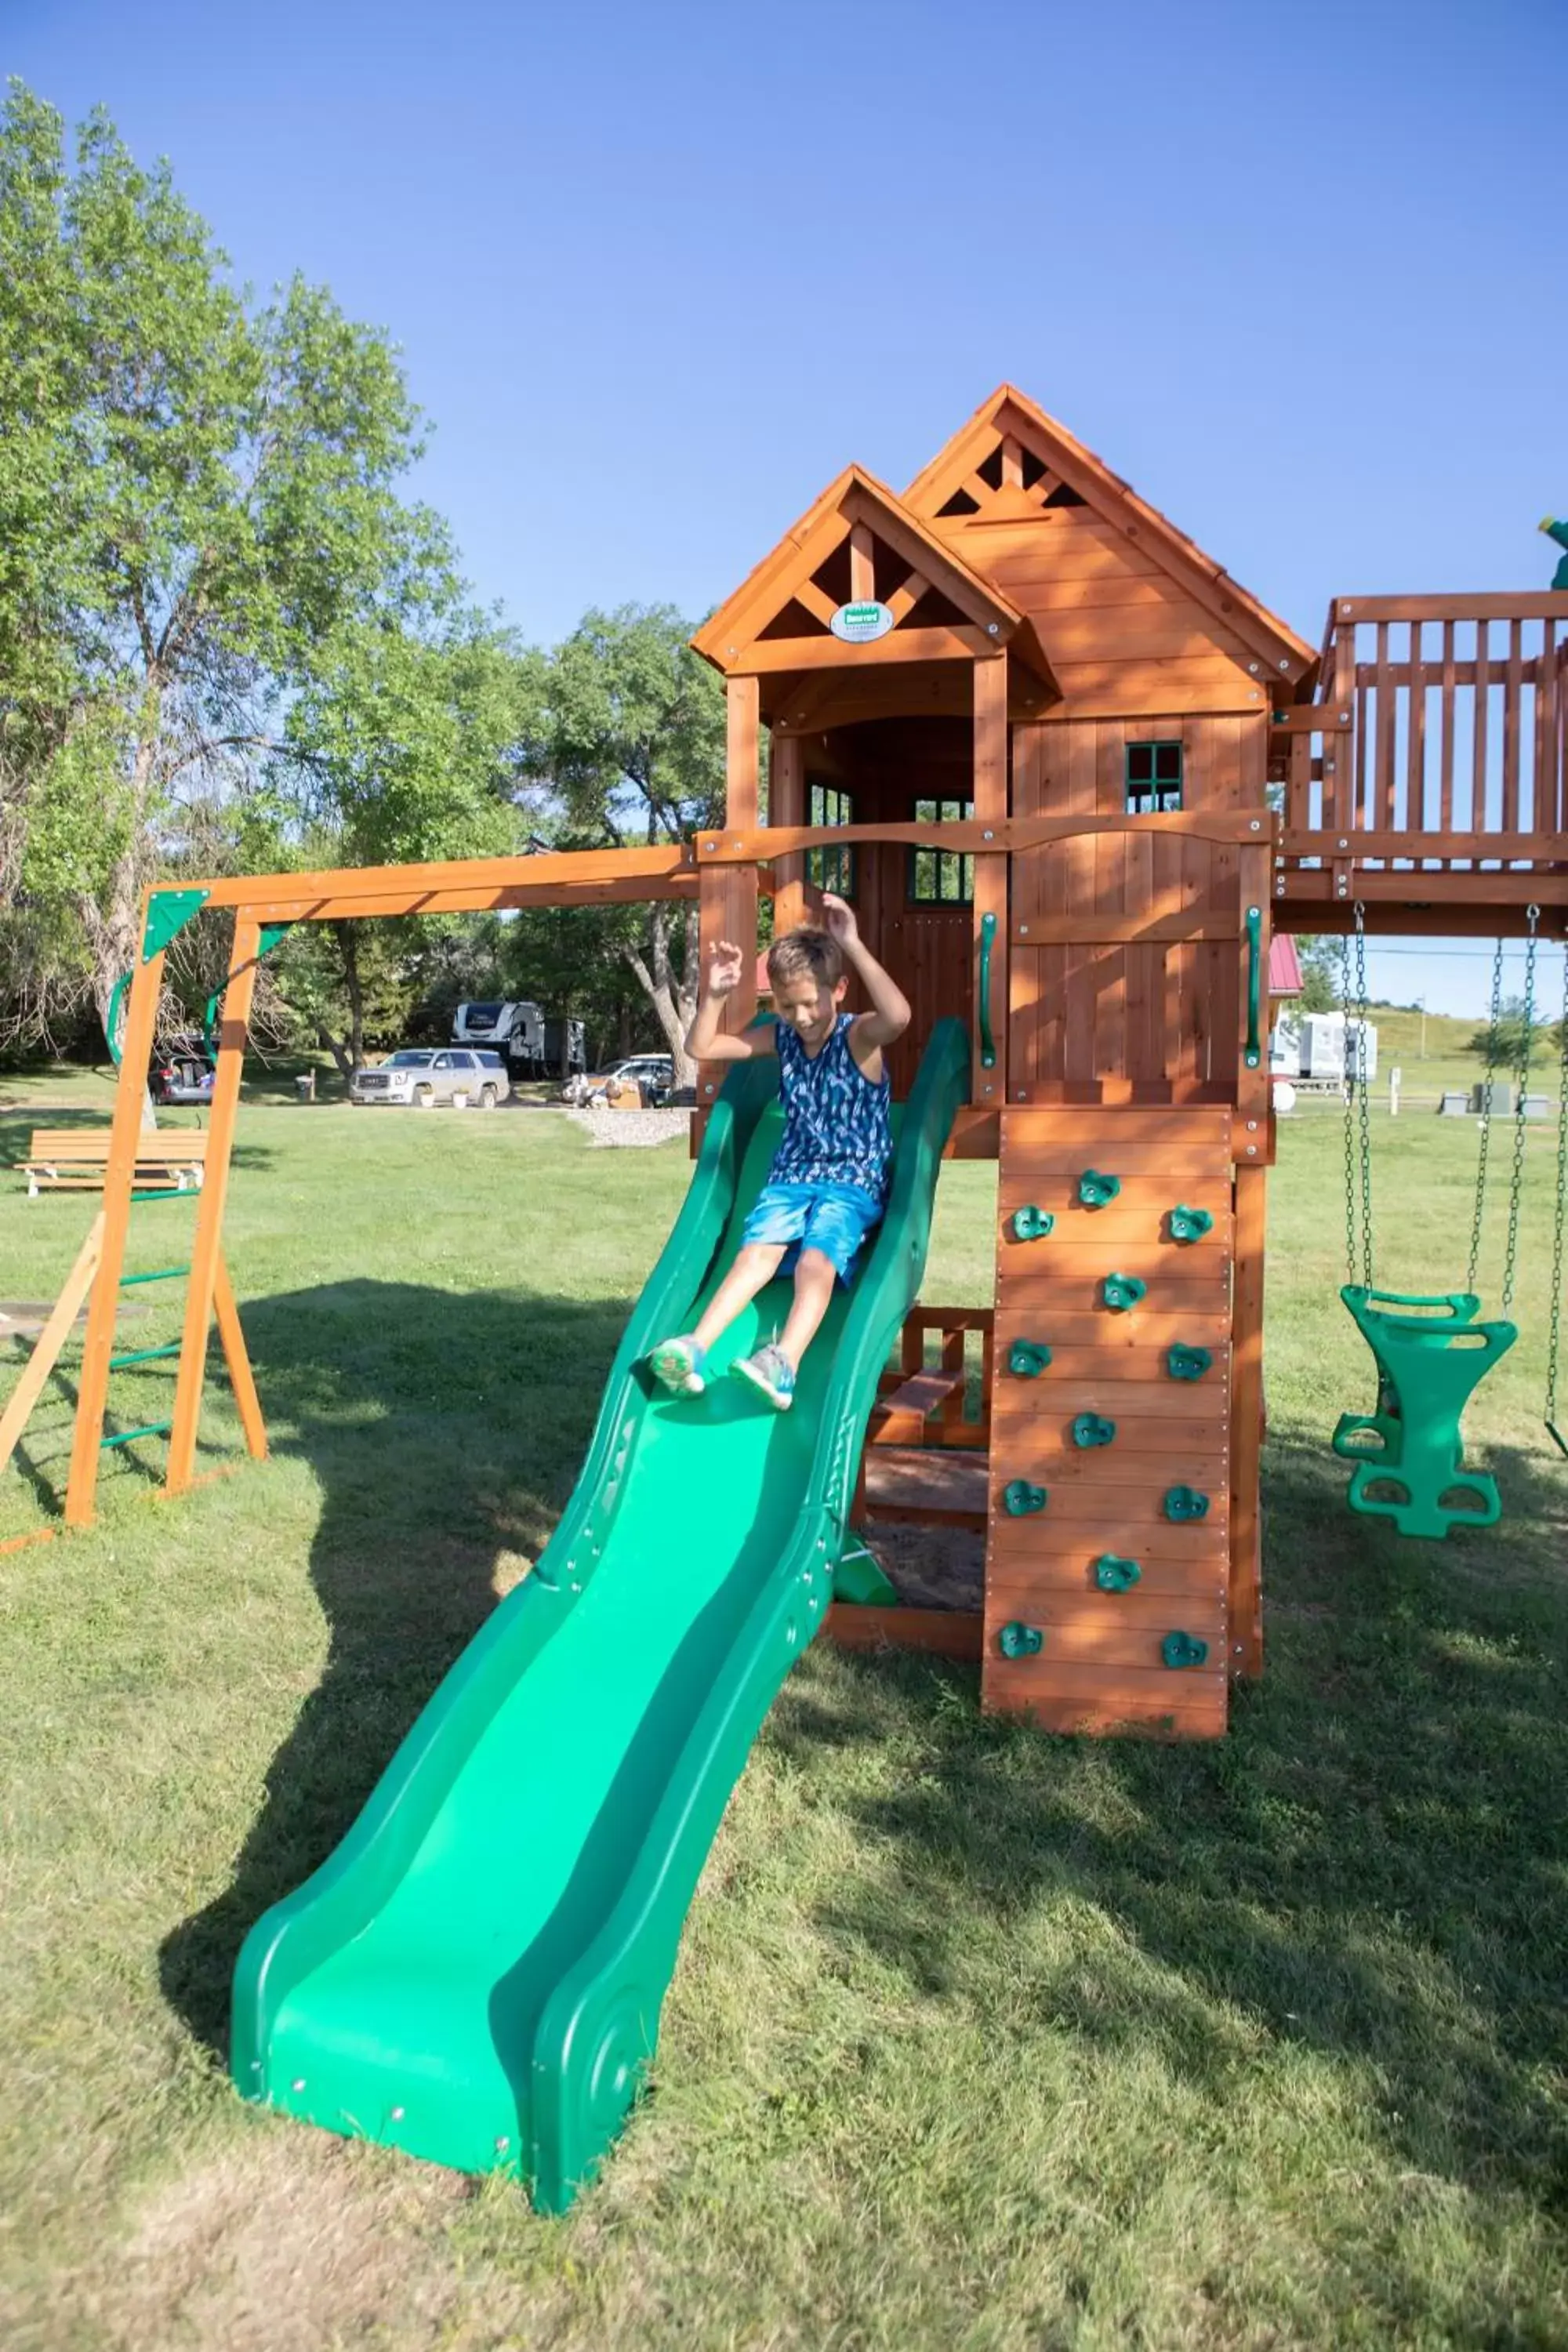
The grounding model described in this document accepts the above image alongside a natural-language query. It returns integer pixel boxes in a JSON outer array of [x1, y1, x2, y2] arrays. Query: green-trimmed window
[[806, 782, 855, 897], [1126, 740, 1183, 813], [909, 797, 975, 904]]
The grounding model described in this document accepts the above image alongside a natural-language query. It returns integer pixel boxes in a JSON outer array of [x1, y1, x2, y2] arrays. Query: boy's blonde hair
[[766, 926, 844, 990]]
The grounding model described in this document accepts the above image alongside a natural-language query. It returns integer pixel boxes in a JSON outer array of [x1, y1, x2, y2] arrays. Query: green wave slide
[[231, 1017, 969, 2212]]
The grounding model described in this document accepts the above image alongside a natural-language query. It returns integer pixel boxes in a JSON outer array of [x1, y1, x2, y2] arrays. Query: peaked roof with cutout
[[905, 383, 1316, 678], [690, 463, 1058, 694]]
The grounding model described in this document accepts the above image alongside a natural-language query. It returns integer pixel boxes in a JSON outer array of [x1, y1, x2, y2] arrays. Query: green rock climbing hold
[[1011, 1205, 1055, 1242], [1071, 1413, 1116, 1448], [1078, 1169, 1120, 1208], [998, 1621, 1044, 1659], [1102, 1272, 1147, 1312], [1003, 1479, 1047, 1517], [1163, 1484, 1210, 1522], [1094, 1553, 1142, 1592], [1008, 1340, 1051, 1378], [1161, 1630, 1209, 1669], [1167, 1345, 1212, 1381], [1168, 1203, 1214, 1243]]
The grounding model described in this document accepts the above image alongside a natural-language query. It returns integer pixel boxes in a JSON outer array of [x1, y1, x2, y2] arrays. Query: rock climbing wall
[[985, 1106, 1235, 1737]]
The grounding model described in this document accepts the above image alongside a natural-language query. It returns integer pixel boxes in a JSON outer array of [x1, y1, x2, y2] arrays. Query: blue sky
[[7, 0, 1562, 1014]]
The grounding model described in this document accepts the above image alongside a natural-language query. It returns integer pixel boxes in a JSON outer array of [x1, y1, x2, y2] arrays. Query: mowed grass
[[0, 1069, 1565, 2350]]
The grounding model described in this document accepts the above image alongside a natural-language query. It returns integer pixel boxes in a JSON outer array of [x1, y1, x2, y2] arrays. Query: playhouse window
[[1125, 741, 1184, 813], [807, 782, 855, 898], [909, 797, 975, 904]]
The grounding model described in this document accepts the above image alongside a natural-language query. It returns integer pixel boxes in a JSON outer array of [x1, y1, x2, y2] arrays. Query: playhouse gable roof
[[906, 384, 1316, 682], [690, 464, 1058, 706]]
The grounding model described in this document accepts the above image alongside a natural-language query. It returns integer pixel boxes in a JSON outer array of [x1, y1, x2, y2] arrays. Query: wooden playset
[[7, 383, 1566, 1744]]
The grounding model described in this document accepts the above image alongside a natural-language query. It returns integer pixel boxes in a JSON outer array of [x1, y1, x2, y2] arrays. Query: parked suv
[[350, 1047, 510, 1108]]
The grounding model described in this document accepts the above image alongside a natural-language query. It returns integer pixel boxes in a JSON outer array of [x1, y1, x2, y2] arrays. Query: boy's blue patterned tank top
[[770, 1014, 892, 1202]]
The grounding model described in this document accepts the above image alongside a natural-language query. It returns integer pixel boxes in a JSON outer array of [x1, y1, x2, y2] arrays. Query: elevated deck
[[1272, 593, 1568, 934]]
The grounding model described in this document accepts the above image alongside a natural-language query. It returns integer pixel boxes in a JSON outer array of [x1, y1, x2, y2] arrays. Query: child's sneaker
[[731, 1343, 795, 1411], [648, 1335, 706, 1396]]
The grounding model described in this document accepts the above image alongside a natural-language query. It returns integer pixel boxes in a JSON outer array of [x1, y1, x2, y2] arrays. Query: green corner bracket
[[142, 887, 211, 963]]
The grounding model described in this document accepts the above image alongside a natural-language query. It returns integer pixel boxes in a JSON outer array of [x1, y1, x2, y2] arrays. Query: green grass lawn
[[0, 1067, 1565, 2350]]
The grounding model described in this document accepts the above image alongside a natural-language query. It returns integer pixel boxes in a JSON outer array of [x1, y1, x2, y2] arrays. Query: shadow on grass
[[158, 1283, 1568, 2229], [774, 1423, 1568, 2212], [159, 1276, 630, 2055]]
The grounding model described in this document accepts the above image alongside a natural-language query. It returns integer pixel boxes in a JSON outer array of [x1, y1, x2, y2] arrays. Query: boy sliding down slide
[[648, 895, 911, 1411]]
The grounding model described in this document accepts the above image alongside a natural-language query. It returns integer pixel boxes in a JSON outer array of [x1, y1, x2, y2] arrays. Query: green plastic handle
[[1244, 905, 1262, 1070], [978, 911, 997, 1069], [105, 972, 130, 1067]]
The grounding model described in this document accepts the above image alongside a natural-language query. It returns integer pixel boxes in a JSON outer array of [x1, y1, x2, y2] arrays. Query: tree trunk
[[332, 920, 368, 1069], [82, 839, 158, 1130], [624, 902, 699, 1088]]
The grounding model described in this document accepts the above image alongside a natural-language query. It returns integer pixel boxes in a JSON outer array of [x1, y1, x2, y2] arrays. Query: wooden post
[[769, 732, 808, 938], [1229, 1160, 1267, 1678], [849, 525, 875, 605], [64, 949, 165, 1526], [971, 656, 1009, 1105], [0, 1217, 103, 1475], [697, 678, 760, 1108], [167, 915, 263, 1492]]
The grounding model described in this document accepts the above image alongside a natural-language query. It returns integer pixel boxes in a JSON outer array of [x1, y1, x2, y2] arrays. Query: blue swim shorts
[[741, 1181, 886, 1284]]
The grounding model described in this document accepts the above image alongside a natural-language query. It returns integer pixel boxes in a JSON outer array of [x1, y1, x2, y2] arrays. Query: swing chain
[[1340, 906, 1374, 1287], [1499, 907, 1539, 1316], [1546, 945, 1566, 1452], [1468, 936, 1507, 1294]]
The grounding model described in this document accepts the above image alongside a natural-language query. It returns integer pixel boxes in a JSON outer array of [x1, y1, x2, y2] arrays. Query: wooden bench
[[21, 1129, 209, 1198]]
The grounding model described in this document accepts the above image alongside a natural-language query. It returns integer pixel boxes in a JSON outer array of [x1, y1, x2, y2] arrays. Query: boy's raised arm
[[685, 940, 775, 1064], [822, 895, 910, 1049]]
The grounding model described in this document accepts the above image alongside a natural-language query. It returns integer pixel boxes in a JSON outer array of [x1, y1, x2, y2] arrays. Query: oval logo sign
[[829, 599, 896, 644]]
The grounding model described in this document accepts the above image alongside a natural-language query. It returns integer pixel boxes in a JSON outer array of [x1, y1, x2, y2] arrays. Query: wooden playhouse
[[13, 381, 1567, 1740]]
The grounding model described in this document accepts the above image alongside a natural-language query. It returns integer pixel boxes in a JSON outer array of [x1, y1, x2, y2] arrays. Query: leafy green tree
[[255, 617, 546, 1069], [1294, 936, 1341, 1014], [537, 605, 731, 1085], [1468, 996, 1553, 1072], [0, 82, 459, 1054]]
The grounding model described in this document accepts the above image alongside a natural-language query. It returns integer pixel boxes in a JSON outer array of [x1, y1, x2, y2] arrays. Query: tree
[[1468, 995, 1552, 1072], [255, 615, 546, 1071], [537, 605, 731, 1086], [1294, 935, 1341, 1014], [0, 82, 460, 1058]]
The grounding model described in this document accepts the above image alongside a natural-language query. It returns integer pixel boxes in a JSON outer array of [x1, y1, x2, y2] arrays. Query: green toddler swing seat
[[1333, 1286, 1517, 1540], [1329, 902, 1567, 1541]]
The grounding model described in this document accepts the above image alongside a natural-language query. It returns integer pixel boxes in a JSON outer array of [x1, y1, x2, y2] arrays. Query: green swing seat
[[1334, 1285, 1517, 1539]]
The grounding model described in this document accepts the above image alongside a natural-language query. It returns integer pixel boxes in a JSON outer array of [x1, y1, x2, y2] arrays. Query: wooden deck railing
[[1275, 594, 1568, 907]]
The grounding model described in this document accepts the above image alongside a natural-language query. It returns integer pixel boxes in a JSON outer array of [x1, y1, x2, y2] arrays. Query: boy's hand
[[820, 893, 859, 949], [708, 939, 745, 998]]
